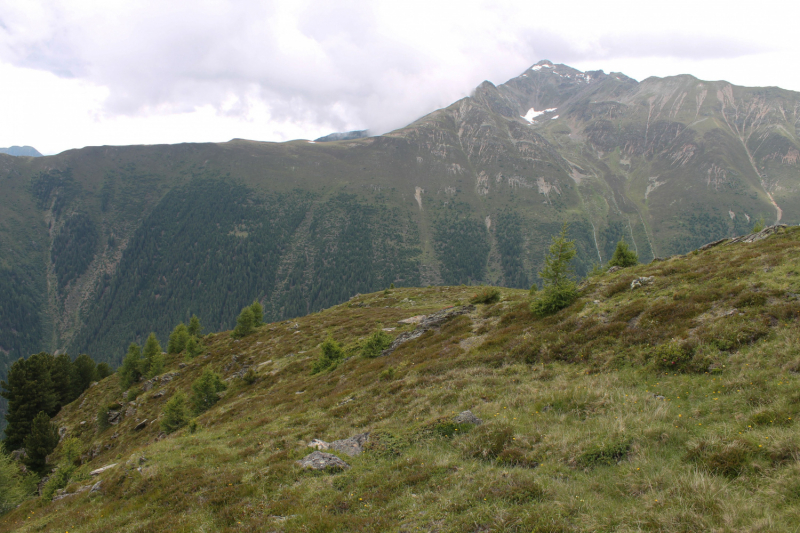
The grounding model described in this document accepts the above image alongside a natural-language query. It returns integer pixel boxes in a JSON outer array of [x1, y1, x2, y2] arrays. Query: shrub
[[361, 327, 392, 358], [531, 284, 580, 317], [231, 307, 255, 338], [652, 342, 694, 372], [95, 362, 112, 380], [470, 287, 501, 304], [488, 474, 545, 503], [608, 239, 638, 268], [190, 367, 227, 414], [160, 392, 189, 434], [97, 405, 110, 432], [752, 216, 765, 233], [0, 450, 35, 512], [363, 430, 407, 457], [167, 323, 190, 354], [379, 367, 396, 381], [188, 314, 202, 336], [311, 336, 345, 374], [185, 336, 203, 359], [126, 388, 141, 402], [242, 368, 258, 385], [576, 439, 632, 468], [458, 422, 514, 460]]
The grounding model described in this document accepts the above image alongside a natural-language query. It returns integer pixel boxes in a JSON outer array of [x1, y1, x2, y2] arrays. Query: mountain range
[[0, 59, 798, 376]]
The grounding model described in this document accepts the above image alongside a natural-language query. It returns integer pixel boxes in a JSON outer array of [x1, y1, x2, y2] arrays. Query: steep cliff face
[[0, 60, 798, 369]]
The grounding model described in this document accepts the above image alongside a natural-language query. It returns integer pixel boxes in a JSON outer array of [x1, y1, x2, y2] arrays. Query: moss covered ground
[[3, 226, 800, 532]]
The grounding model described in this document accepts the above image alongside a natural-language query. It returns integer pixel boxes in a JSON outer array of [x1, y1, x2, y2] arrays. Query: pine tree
[[231, 307, 255, 338], [250, 300, 264, 327], [185, 336, 202, 359], [141, 333, 164, 379], [187, 315, 202, 337], [168, 323, 190, 354], [95, 362, 112, 380], [1, 353, 58, 452], [119, 343, 143, 390], [70, 354, 97, 399], [530, 223, 579, 317], [311, 336, 344, 374], [160, 392, 189, 434], [22, 411, 59, 475], [608, 239, 638, 268], [50, 353, 74, 409], [190, 367, 227, 414]]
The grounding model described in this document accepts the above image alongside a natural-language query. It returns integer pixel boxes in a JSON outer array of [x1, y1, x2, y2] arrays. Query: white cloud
[[0, 0, 798, 154]]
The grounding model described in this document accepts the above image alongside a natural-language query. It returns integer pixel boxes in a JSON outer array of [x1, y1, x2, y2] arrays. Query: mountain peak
[[0, 145, 42, 157]]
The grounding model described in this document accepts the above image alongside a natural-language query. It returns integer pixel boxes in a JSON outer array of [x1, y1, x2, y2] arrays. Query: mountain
[[0, 146, 42, 157], [2, 225, 799, 531], [314, 130, 370, 142], [0, 59, 799, 377]]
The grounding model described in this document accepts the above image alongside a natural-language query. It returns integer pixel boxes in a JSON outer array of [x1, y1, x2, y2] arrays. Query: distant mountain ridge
[[0, 145, 42, 157], [314, 130, 370, 142], [0, 58, 798, 376]]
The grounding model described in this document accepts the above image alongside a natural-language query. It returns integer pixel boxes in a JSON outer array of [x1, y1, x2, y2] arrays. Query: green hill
[[2, 225, 799, 532]]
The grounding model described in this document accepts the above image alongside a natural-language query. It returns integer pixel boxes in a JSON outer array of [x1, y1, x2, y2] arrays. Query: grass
[[2, 227, 800, 532]]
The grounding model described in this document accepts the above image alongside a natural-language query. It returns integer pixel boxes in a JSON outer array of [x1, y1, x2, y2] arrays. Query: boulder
[[383, 305, 475, 356], [134, 420, 148, 431], [454, 410, 483, 425], [630, 276, 655, 290], [107, 410, 121, 425], [329, 433, 369, 457], [90, 463, 117, 476], [296, 451, 349, 470], [606, 266, 622, 274]]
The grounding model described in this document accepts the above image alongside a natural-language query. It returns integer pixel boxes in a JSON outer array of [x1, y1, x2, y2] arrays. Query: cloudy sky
[[0, 0, 797, 155]]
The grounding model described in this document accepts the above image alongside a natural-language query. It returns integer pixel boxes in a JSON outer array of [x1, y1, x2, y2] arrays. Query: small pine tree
[[752, 216, 766, 233], [249, 301, 263, 327], [231, 307, 255, 338], [190, 367, 227, 414], [311, 336, 344, 374], [141, 333, 164, 379], [167, 323, 190, 354], [187, 315, 202, 337], [119, 343, 143, 390], [95, 362, 112, 380], [530, 223, 579, 317], [185, 336, 203, 359], [361, 327, 393, 358], [97, 404, 110, 432], [22, 412, 59, 475], [160, 392, 189, 434], [608, 239, 638, 268]]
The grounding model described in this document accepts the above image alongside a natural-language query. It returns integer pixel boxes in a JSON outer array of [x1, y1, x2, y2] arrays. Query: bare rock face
[[383, 305, 475, 356], [296, 451, 349, 470], [454, 410, 483, 425], [108, 410, 121, 425], [307, 433, 370, 456]]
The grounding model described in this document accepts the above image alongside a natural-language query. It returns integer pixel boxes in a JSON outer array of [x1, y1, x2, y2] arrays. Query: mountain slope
[[2, 225, 799, 532], [0, 60, 798, 374]]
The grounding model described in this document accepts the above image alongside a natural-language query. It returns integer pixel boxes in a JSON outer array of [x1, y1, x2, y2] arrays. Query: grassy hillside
[[2, 226, 799, 532]]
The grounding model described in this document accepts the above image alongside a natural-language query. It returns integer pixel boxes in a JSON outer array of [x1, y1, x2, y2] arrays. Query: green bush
[[576, 439, 632, 468], [97, 405, 110, 432], [608, 239, 638, 268], [160, 392, 189, 434], [361, 328, 392, 358], [0, 450, 36, 512], [379, 367, 396, 381], [242, 368, 258, 385], [311, 336, 345, 374], [185, 336, 203, 359], [685, 438, 754, 478], [652, 342, 694, 372], [470, 287, 501, 304]]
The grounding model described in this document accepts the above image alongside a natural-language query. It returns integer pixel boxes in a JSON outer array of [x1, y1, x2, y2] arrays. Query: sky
[[0, 0, 798, 155]]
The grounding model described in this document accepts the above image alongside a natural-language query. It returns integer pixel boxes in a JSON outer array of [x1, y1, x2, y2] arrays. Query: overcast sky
[[0, 0, 797, 155]]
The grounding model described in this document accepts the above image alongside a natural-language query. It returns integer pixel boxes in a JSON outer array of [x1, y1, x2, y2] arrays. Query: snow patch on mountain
[[522, 108, 557, 123]]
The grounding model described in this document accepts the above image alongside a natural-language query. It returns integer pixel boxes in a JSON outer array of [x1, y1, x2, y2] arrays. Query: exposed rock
[[90, 481, 102, 493], [454, 410, 483, 425], [723, 224, 788, 245], [296, 451, 349, 470], [398, 315, 426, 325], [606, 266, 622, 274], [58, 426, 67, 440], [108, 410, 121, 425], [308, 439, 329, 450], [178, 363, 187, 369], [330, 433, 369, 456], [37, 476, 49, 496], [134, 420, 148, 431], [383, 305, 475, 356], [125, 405, 136, 418], [630, 277, 655, 290], [90, 463, 118, 476], [152, 390, 166, 399], [160, 372, 178, 384]]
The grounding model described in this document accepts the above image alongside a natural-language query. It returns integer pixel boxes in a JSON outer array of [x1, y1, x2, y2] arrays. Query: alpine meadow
[[1, 57, 800, 532]]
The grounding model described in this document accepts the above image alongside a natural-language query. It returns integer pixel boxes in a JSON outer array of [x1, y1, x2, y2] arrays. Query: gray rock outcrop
[[296, 451, 349, 470], [454, 410, 483, 425]]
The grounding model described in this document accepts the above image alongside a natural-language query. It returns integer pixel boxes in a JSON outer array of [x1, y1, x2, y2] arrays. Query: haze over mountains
[[0, 146, 42, 157], [0, 59, 798, 377]]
